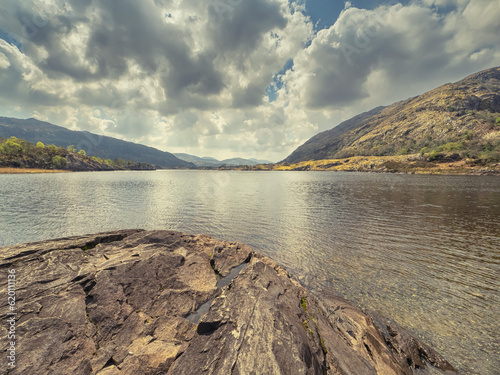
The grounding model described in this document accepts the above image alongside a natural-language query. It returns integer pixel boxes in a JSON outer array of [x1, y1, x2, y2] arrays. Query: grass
[[269, 154, 500, 175], [301, 297, 307, 311], [0, 167, 71, 174]]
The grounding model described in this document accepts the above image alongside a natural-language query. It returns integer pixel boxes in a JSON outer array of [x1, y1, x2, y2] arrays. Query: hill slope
[[283, 67, 500, 164], [0, 117, 194, 168], [174, 153, 272, 167]]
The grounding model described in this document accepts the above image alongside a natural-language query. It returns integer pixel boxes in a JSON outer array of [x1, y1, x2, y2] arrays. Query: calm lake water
[[1, 170, 499, 374]]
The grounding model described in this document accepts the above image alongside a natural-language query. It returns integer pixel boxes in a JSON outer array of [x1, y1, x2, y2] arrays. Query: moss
[[302, 320, 309, 331], [301, 297, 307, 311], [320, 336, 328, 354]]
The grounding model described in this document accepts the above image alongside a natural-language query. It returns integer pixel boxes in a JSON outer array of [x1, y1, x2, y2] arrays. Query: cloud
[[0, 0, 499, 161]]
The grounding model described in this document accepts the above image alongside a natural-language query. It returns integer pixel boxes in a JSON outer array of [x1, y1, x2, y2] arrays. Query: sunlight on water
[[1, 170, 499, 374]]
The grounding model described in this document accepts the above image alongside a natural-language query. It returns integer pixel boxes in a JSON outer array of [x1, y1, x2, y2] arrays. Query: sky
[[0, 0, 499, 162]]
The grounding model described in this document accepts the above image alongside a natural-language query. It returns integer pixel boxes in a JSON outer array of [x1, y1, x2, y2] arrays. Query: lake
[[1, 170, 499, 374]]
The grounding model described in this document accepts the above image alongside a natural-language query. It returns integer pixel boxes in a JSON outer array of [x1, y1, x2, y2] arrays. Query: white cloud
[[0, 51, 10, 69]]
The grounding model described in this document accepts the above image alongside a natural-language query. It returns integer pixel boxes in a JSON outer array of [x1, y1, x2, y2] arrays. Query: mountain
[[174, 153, 273, 167], [283, 67, 500, 164], [0, 117, 194, 168]]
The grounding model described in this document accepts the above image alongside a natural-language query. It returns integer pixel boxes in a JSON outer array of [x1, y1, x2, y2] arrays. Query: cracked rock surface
[[0, 230, 457, 375]]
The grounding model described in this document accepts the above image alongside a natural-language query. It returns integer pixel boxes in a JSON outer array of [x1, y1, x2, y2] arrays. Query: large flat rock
[[0, 230, 457, 375]]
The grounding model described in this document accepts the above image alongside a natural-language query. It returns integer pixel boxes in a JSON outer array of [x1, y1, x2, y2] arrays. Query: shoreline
[[243, 154, 500, 175], [0, 167, 72, 174], [3, 159, 500, 175]]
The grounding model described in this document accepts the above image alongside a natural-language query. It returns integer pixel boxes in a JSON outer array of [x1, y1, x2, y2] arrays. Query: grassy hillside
[[0, 117, 194, 169], [0, 137, 155, 171], [283, 67, 500, 165]]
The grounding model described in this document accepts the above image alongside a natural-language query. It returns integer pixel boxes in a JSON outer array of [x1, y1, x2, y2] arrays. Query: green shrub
[[78, 149, 86, 156], [1, 138, 24, 155], [419, 147, 430, 155], [67, 145, 76, 152], [397, 147, 410, 155], [36, 141, 45, 149], [52, 155, 67, 169], [436, 142, 464, 152], [429, 150, 441, 161], [464, 131, 474, 140]]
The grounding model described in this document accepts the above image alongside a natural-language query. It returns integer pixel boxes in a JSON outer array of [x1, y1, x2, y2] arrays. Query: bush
[[429, 150, 442, 161], [464, 131, 474, 140], [67, 145, 76, 152], [78, 149, 86, 156], [0, 138, 24, 155], [52, 156, 67, 169], [397, 147, 410, 155], [436, 142, 464, 152], [420, 147, 430, 155], [36, 141, 45, 149]]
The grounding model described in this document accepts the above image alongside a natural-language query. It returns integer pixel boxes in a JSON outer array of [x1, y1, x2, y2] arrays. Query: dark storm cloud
[[3, 0, 226, 97], [231, 82, 267, 108], [208, 0, 287, 56]]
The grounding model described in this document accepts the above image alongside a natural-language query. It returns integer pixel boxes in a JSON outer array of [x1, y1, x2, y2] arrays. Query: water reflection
[[0, 171, 499, 374]]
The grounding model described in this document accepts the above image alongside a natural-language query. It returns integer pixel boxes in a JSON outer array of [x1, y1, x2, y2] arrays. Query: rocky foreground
[[0, 230, 457, 375]]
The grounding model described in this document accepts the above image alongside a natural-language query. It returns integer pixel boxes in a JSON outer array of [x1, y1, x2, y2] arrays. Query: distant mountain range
[[283, 67, 500, 164], [174, 153, 272, 167], [0, 117, 194, 168]]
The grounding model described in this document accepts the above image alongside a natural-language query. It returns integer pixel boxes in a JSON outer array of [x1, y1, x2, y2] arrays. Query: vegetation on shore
[[273, 154, 499, 174], [228, 153, 500, 175], [0, 137, 155, 172]]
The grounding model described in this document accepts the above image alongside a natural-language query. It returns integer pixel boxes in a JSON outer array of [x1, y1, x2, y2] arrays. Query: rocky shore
[[0, 230, 457, 374]]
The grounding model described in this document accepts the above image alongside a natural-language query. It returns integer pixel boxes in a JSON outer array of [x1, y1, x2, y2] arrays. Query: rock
[[65, 153, 111, 171], [0, 231, 457, 375], [168, 255, 457, 375]]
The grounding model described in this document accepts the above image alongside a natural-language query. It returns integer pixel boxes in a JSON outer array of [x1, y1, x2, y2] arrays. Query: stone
[[0, 230, 457, 375]]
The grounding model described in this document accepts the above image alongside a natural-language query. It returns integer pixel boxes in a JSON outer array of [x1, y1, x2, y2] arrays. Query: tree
[[0, 138, 24, 155], [52, 156, 67, 169], [67, 145, 76, 152], [47, 144, 58, 153], [78, 149, 86, 156], [36, 141, 45, 149]]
